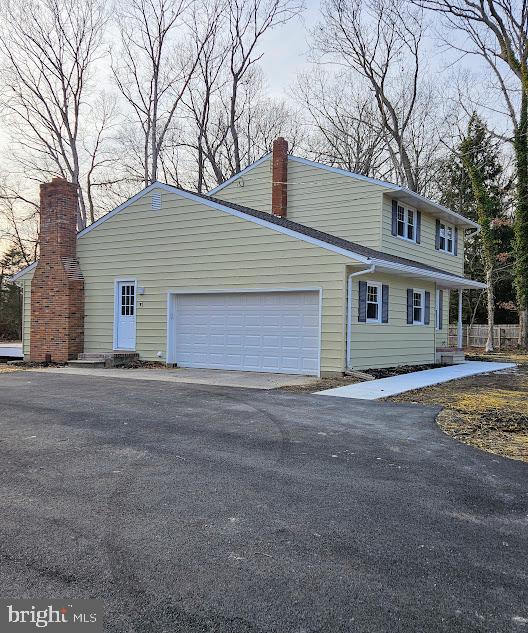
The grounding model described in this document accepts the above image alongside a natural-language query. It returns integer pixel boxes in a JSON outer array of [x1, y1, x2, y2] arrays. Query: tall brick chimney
[[271, 137, 288, 217], [30, 178, 84, 362]]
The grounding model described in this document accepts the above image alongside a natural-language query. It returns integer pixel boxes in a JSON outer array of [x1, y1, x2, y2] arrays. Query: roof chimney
[[272, 137, 288, 217], [30, 178, 84, 362]]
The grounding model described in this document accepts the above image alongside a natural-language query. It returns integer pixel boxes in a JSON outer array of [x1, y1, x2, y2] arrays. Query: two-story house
[[13, 138, 485, 376]]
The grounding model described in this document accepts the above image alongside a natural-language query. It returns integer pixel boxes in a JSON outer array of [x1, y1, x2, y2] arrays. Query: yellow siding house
[[13, 138, 485, 375]]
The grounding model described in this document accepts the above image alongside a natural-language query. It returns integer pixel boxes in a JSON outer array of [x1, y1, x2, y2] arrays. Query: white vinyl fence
[[448, 324, 520, 349]]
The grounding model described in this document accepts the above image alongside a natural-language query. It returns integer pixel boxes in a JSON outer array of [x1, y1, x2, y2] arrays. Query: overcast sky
[[0, 0, 512, 259]]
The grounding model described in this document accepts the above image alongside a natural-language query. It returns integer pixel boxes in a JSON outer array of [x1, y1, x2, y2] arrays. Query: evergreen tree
[[436, 115, 515, 334], [0, 246, 25, 341], [460, 115, 500, 351]]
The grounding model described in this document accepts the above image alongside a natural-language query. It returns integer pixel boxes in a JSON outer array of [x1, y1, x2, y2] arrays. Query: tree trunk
[[485, 267, 494, 352], [229, 77, 241, 174], [513, 88, 528, 349], [519, 309, 528, 348]]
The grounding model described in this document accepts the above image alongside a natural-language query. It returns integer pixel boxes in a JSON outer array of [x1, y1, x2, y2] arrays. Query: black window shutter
[[407, 289, 414, 324], [438, 289, 443, 329], [391, 200, 397, 236], [358, 281, 367, 323], [382, 284, 389, 323], [454, 227, 459, 256], [435, 219, 440, 250], [424, 291, 431, 325], [416, 211, 421, 243]]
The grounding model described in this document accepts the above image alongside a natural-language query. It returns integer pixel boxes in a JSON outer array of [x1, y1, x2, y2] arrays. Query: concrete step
[[76, 351, 139, 368], [437, 352, 466, 365], [78, 352, 139, 360], [68, 359, 107, 369], [78, 353, 113, 360]]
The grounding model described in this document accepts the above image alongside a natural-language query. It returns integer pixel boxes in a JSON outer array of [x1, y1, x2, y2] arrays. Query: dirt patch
[[280, 363, 447, 393], [279, 375, 363, 393], [0, 364, 23, 374], [366, 363, 444, 379], [2, 360, 66, 369], [390, 352, 528, 462]]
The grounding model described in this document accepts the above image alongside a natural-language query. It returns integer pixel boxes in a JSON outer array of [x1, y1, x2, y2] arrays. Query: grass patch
[[390, 353, 528, 462]]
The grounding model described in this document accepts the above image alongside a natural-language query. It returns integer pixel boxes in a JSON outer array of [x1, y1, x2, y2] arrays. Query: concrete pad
[[316, 361, 517, 400], [0, 343, 22, 358], [29, 365, 319, 389]]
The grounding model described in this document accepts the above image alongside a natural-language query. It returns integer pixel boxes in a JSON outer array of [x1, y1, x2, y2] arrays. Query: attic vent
[[151, 192, 162, 210]]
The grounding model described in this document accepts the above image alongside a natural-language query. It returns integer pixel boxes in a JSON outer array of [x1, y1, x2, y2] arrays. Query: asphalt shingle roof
[[189, 189, 471, 281]]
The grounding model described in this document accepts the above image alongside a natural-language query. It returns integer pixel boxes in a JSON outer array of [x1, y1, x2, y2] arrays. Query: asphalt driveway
[[0, 371, 527, 633]]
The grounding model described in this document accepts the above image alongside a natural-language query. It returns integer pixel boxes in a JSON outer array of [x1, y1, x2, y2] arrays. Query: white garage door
[[173, 291, 320, 375]]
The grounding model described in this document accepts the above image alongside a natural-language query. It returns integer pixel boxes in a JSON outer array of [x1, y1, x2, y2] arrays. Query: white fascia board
[[393, 188, 480, 230], [77, 182, 162, 238], [207, 153, 271, 195], [76, 180, 370, 264], [10, 261, 37, 282], [288, 155, 479, 230], [370, 258, 487, 289], [288, 155, 395, 189]]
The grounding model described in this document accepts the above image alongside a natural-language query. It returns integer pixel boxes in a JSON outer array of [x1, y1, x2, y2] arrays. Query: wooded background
[[0, 0, 526, 349]]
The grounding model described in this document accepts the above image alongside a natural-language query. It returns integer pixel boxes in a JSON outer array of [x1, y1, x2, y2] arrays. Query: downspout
[[346, 265, 375, 370]]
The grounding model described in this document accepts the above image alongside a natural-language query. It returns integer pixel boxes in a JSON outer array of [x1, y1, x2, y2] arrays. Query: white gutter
[[369, 258, 487, 289], [346, 265, 376, 369]]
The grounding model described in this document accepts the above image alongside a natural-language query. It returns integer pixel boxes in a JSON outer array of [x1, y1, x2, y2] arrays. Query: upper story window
[[436, 220, 458, 255], [391, 200, 421, 244]]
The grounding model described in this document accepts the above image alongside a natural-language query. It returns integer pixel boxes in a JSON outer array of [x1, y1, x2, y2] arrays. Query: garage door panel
[[173, 291, 320, 376]]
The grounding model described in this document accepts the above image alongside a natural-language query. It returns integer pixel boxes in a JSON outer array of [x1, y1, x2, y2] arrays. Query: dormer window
[[391, 200, 421, 243]]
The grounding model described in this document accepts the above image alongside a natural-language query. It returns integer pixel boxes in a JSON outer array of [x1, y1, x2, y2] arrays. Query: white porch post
[[457, 288, 463, 350]]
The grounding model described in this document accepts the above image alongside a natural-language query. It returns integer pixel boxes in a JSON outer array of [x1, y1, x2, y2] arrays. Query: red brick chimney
[[271, 137, 288, 217], [30, 178, 84, 362]]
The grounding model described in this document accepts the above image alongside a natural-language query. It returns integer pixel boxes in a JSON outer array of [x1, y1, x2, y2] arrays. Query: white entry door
[[114, 281, 136, 350], [172, 291, 320, 375]]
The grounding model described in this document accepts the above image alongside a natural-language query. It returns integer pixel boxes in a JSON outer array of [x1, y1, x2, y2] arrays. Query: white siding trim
[[370, 259, 487, 289], [11, 261, 37, 282], [207, 153, 271, 195], [77, 182, 370, 264], [78, 184, 162, 238], [113, 277, 137, 351], [289, 156, 479, 230], [289, 155, 396, 189]]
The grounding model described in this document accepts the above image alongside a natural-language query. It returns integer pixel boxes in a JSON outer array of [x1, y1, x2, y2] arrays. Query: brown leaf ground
[[389, 351, 528, 462]]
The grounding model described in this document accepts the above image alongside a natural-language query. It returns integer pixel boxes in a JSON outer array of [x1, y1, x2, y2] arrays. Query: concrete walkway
[[28, 365, 319, 390], [317, 361, 517, 400], [0, 343, 22, 358]]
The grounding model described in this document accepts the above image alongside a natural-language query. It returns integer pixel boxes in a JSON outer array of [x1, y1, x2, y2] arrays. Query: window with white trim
[[366, 282, 382, 323], [439, 222, 455, 254], [413, 290, 425, 325], [396, 204, 416, 242]]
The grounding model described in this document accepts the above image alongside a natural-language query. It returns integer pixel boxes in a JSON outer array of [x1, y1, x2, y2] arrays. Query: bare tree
[[112, 0, 220, 187], [0, 180, 40, 265], [294, 68, 391, 177], [225, 0, 303, 174], [0, 0, 109, 229], [177, 0, 302, 190], [411, 0, 528, 346], [312, 0, 429, 192]]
